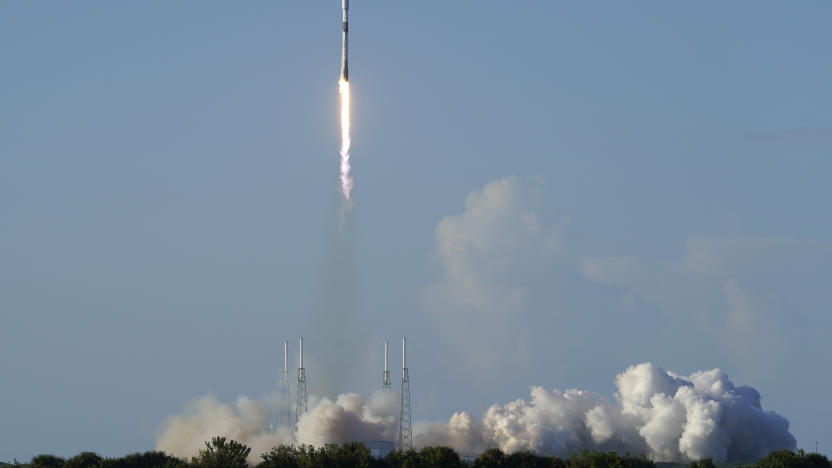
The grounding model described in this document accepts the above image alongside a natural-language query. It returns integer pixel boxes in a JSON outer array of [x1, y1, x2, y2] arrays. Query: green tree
[[549, 456, 568, 468], [689, 459, 716, 468], [474, 448, 507, 468], [385, 449, 426, 468], [31, 454, 65, 468], [757, 450, 832, 468], [282, 443, 375, 468], [569, 450, 608, 468], [293, 444, 319, 468], [568, 450, 654, 468], [402, 449, 426, 468], [806, 453, 832, 468], [301, 444, 336, 468], [259, 446, 299, 468], [192, 436, 251, 468], [419, 446, 461, 468], [383, 450, 406, 468], [293, 444, 349, 468], [332, 442, 375, 468], [97, 451, 188, 468], [506, 451, 551, 468], [63, 452, 101, 468]]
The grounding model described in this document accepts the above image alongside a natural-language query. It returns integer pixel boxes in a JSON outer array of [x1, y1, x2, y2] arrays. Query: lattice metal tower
[[279, 340, 291, 426], [296, 337, 307, 424], [399, 337, 412, 451], [382, 340, 391, 391]]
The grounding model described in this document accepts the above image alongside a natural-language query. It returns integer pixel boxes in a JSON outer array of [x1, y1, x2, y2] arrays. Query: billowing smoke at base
[[155, 395, 295, 464], [416, 363, 796, 461], [156, 363, 795, 464]]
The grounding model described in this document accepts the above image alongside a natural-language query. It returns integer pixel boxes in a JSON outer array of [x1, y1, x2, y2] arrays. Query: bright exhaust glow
[[339, 79, 353, 206]]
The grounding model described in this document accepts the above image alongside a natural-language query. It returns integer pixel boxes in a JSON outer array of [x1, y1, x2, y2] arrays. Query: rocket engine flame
[[339, 79, 353, 211]]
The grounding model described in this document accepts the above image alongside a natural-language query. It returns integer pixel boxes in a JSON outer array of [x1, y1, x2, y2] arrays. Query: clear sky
[[2, 1, 831, 462]]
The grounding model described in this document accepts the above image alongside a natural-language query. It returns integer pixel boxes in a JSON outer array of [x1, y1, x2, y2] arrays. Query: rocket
[[340, 0, 349, 81]]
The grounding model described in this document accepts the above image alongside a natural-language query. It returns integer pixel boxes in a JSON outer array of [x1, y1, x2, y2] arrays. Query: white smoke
[[155, 395, 295, 464], [156, 391, 395, 464], [155, 363, 794, 463], [418, 363, 795, 461], [425, 176, 570, 371], [297, 392, 397, 445]]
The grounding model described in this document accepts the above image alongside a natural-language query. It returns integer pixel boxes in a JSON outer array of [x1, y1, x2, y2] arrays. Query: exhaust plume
[[156, 363, 795, 463], [338, 79, 353, 220]]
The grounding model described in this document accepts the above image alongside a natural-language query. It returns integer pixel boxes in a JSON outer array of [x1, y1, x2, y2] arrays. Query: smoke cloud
[[425, 176, 570, 371], [155, 395, 294, 464], [156, 363, 794, 463]]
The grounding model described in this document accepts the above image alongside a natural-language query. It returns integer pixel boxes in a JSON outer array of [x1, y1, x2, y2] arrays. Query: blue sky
[[1, 1, 831, 461]]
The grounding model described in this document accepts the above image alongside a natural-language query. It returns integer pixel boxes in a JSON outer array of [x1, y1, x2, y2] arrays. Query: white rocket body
[[341, 0, 349, 81]]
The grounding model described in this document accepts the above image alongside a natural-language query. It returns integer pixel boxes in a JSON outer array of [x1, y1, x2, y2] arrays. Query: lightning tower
[[280, 340, 291, 426], [383, 340, 392, 391], [399, 338, 412, 451], [296, 337, 307, 423]]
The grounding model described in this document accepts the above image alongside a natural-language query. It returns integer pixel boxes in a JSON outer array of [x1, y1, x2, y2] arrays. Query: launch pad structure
[[296, 337, 307, 423], [280, 340, 290, 426], [399, 338, 412, 451], [383, 340, 392, 391], [280, 336, 412, 451]]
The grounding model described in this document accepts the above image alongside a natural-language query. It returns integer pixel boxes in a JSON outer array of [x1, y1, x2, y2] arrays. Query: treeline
[[4, 437, 831, 468]]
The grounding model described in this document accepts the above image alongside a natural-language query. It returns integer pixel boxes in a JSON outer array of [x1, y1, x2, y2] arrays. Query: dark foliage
[[258, 442, 381, 468], [688, 459, 717, 468], [191, 437, 250, 468], [474, 448, 508, 468], [506, 451, 562, 468], [568, 450, 655, 468], [15, 444, 829, 468], [97, 451, 187, 468], [64, 452, 102, 468], [420, 446, 463, 468], [383, 446, 462, 468], [258, 445, 299, 468], [31, 455, 66, 468], [756, 450, 831, 468]]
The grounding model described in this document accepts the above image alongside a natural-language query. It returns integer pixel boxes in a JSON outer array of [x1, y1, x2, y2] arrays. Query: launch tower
[[399, 338, 412, 451], [296, 337, 307, 423], [383, 340, 391, 391], [280, 340, 291, 426]]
